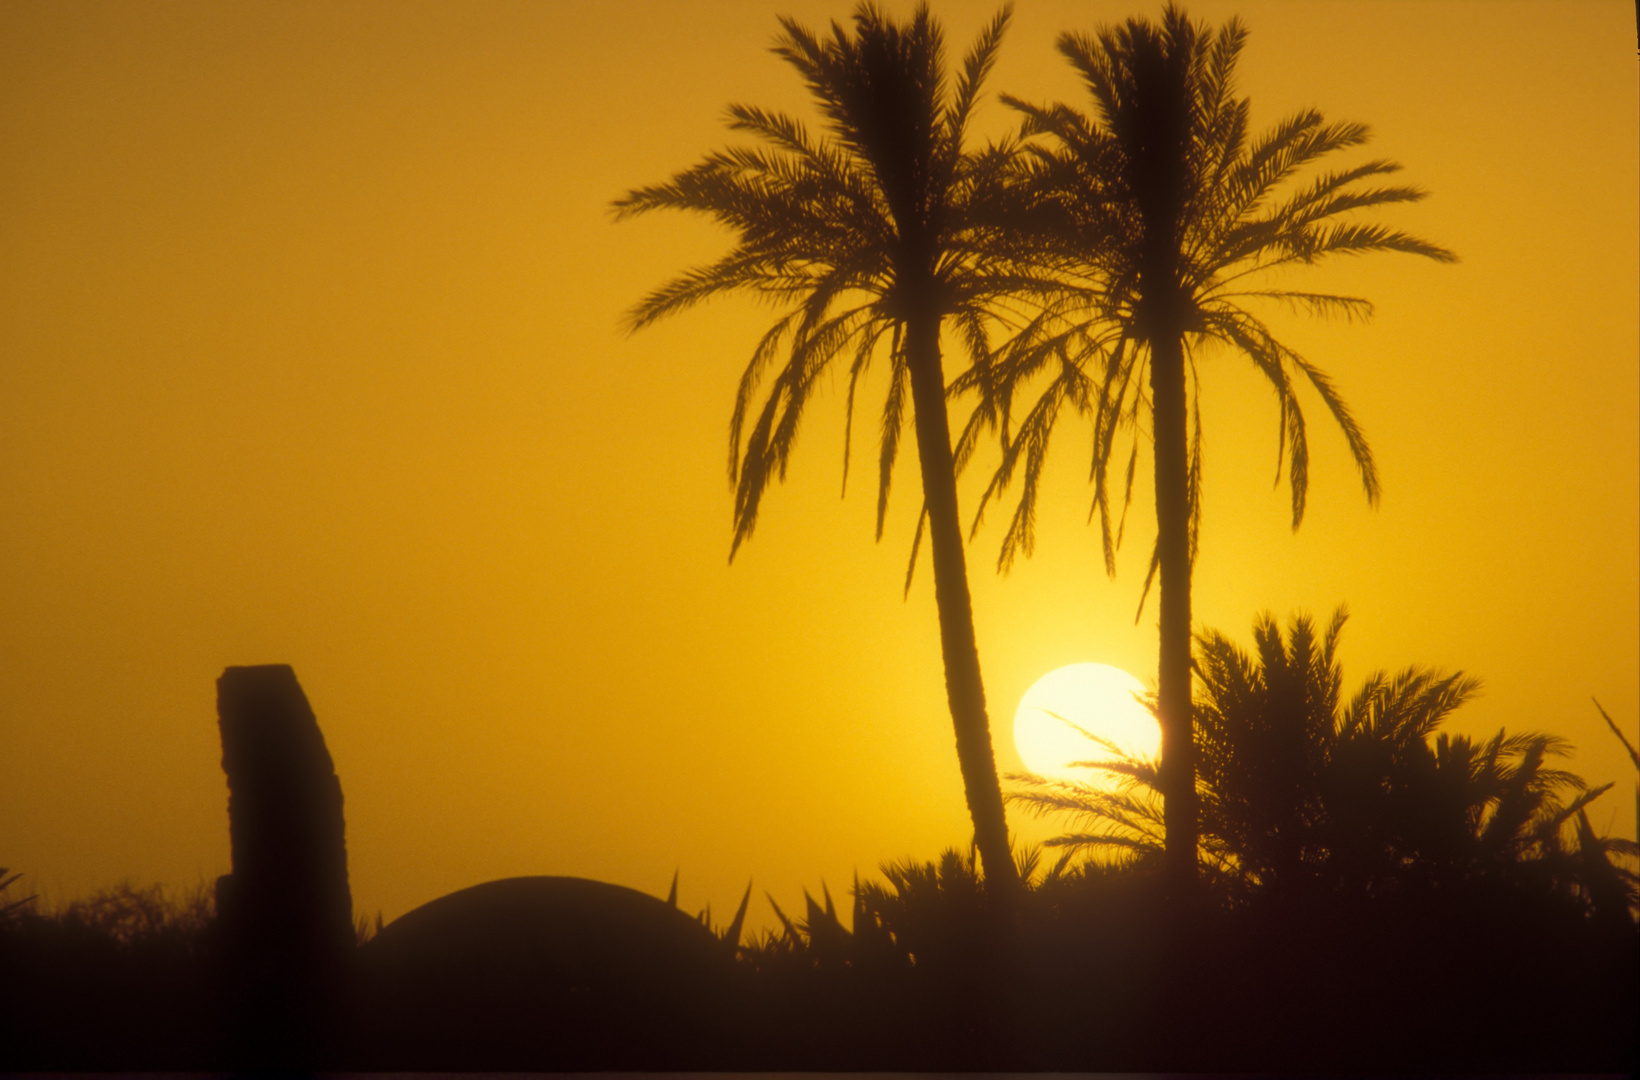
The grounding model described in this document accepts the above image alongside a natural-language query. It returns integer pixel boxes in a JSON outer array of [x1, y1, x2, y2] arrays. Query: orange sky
[[3, 0, 1636, 931]]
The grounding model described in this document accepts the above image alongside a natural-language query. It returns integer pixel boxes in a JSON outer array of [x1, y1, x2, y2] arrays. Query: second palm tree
[[988, 6, 1455, 888]]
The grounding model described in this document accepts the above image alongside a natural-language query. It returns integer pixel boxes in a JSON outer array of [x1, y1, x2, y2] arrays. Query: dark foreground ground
[[2, 866, 1635, 1072]]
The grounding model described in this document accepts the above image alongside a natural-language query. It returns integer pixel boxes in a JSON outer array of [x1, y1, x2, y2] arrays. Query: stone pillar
[[215, 664, 353, 1066]]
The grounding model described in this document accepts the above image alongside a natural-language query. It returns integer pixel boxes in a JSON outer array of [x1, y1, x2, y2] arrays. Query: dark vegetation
[[1, 840, 1634, 1069], [3, 615, 1635, 1070], [0, 879, 220, 1065]]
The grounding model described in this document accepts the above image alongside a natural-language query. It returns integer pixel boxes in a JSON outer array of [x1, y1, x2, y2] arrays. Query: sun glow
[[1012, 663, 1160, 783]]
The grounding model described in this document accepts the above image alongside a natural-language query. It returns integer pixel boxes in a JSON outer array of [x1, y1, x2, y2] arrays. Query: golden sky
[[3, 0, 1636, 930]]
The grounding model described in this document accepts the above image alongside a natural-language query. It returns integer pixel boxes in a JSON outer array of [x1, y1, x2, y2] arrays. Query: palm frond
[[875, 333, 909, 541], [948, 4, 1013, 146]]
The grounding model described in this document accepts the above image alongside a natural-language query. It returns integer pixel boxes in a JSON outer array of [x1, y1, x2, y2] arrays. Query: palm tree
[[1008, 610, 1637, 921], [613, 3, 1041, 893], [977, 6, 1455, 886]]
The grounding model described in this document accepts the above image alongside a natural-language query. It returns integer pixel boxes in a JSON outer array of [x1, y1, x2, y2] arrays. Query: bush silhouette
[[1010, 607, 1639, 924]]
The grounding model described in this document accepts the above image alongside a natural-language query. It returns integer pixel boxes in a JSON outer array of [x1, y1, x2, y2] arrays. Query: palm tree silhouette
[[1008, 609, 1636, 920], [614, 3, 1040, 892], [977, 6, 1455, 886]]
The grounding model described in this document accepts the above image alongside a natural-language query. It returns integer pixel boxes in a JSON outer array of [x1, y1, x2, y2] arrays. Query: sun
[[1012, 663, 1159, 783]]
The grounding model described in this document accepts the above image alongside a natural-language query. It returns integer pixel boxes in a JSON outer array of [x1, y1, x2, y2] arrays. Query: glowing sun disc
[[1013, 663, 1159, 782]]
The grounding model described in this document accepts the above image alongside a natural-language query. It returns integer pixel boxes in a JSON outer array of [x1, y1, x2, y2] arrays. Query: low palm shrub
[[1009, 608, 1639, 924]]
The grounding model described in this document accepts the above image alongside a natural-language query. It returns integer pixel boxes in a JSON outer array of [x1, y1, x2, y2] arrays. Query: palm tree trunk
[[903, 307, 1020, 896], [1149, 326, 1198, 891]]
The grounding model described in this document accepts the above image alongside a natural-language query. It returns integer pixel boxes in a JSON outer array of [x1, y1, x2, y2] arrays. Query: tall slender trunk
[[902, 303, 1020, 896], [1133, 37, 1198, 895], [1149, 323, 1197, 891]]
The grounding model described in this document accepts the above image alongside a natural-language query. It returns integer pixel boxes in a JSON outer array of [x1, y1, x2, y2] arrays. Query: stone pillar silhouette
[[215, 664, 353, 1066]]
